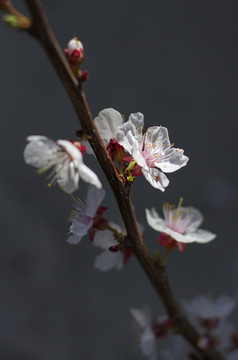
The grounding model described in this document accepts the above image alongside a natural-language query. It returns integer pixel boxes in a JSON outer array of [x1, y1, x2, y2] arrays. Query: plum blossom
[[93, 222, 132, 271], [146, 199, 216, 251], [130, 306, 172, 360], [67, 185, 107, 244], [24, 135, 102, 193], [117, 112, 189, 190]]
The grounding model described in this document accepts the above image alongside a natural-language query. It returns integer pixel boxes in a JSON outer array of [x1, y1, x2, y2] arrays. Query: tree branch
[[24, 1, 224, 359]]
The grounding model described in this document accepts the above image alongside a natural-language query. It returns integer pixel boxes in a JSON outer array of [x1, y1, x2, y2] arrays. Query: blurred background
[[1, 0, 238, 359]]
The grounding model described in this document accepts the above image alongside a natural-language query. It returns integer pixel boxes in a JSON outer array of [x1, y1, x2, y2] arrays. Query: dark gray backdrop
[[1, 1, 238, 359]]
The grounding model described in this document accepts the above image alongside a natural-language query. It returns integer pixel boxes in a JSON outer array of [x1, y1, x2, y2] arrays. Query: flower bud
[[66, 37, 84, 64]]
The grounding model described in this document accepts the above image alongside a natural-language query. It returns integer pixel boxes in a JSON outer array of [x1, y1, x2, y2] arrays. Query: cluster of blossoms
[[23, 41, 220, 358], [23, 107, 216, 272], [131, 295, 238, 360]]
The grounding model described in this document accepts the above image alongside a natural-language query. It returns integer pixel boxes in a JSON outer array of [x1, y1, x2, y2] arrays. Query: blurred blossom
[[146, 199, 216, 252], [130, 306, 172, 360], [67, 186, 107, 244], [93, 222, 131, 271]]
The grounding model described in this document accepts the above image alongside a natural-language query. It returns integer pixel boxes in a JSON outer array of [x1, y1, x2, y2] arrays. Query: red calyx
[[152, 317, 172, 339], [106, 138, 126, 162], [158, 232, 186, 252]]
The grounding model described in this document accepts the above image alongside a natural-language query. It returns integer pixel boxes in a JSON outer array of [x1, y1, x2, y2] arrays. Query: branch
[[24, 1, 224, 359]]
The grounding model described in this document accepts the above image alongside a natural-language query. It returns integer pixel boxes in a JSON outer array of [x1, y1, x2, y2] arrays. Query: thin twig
[[23, 1, 224, 359]]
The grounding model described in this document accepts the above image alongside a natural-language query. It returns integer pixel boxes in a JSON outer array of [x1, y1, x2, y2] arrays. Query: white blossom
[[24, 135, 102, 193], [130, 306, 157, 360], [93, 222, 126, 271], [67, 186, 105, 245], [146, 201, 216, 245], [117, 112, 189, 190]]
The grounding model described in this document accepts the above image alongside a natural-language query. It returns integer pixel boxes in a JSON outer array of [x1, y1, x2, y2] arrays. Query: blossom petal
[[78, 163, 102, 189], [117, 128, 137, 154], [94, 251, 123, 271], [215, 296, 236, 318], [132, 143, 148, 169], [130, 307, 151, 329], [144, 126, 170, 152], [93, 229, 117, 249], [140, 327, 157, 359], [24, 135, 59, 168], [155, 148, 189, 173], [142, 168, 169, 191], [86, 186, 105, 218], [178, 207, 203, 233], [182, 229, 216, 243], [56, 159, 80, 193], [69, 218, 93, 237], [128, 112, 144, 136], [146, 208, 167, 232], [57, 139, 82, 162], [67, 233, 83, 245], [182, 295, 235, 319], [94, 108, 124, 145]]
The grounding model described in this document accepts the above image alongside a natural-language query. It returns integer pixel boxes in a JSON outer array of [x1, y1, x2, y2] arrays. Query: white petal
[[182, 229, 216, 243], [69, 219, 92, 237], [57, 139, 82, 162], [57, 159, 80, 193], [182, 295, 235, 319], [93, 230, 117, 249], [132, 144, 148, 169], [86, 186, 105, 218], [178, 207, 203, 233], [142, 168, 169, 191], [94, 108, 123, 145], [215, 295, 236, 317], [117, 128, 138, 154], [155, 148, 189, 173], [144, 126, 170, 151], [67, 234, 83, 245], [78, 163, 102, 189], [94, 251, 123, 271], [140, 327, 157, 359], [24, 135, 60, 168], [145, 208, 167, 232], [128, 112, 144, 135], [130, 308, 151, 329]]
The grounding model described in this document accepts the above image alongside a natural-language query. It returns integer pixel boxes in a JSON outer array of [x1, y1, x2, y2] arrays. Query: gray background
[[1, 0, 238, 359]]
